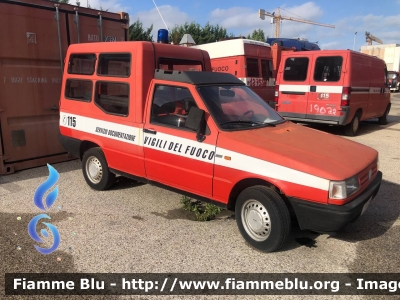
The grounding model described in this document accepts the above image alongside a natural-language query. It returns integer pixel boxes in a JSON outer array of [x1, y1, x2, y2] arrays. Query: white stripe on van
[[60, 112, 141, 145], [60, 112, 330, 191], [315, 86, 343, 93], [279, 84, 310, 92], [279, 85, 386, 94]]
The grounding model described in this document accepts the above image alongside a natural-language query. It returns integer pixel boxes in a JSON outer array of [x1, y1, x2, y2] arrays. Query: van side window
[[261, 59, 273, 80], [246, 58, 259, 77], [283, 57, 309, 81], [158, 58, 203, 71], [68, 54, 96, 75], [151, 85, 198, 130], [65, 79, 93, 102], [97, 53, 131, 77], [95, 82, 129, 116], [313, 56, 343, 82]]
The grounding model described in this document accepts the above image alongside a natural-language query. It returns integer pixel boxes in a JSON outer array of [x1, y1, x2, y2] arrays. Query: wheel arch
[[80, 140, 101, 159], [227, 178, 294, 216]]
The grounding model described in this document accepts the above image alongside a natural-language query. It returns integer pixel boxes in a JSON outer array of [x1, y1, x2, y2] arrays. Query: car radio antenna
[[152, 0, 169, 31]]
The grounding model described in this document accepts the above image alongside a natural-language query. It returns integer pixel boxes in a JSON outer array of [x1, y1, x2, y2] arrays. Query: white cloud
[[131, 5, 192, 40], [208, 2, 328, 38], [319, 41, 340, 50], [81, 0, 128, 13]]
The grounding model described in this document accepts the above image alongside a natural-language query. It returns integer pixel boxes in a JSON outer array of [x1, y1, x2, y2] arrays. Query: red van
[[59, 42, 382, 252], [275, 50, 391, 135], [192, 39, 276, 107]]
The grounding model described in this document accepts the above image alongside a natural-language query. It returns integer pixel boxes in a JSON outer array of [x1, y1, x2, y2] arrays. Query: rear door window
[[261, 59, 273, 80], [246, 58, 259, 77], [283, 57, 309, 81], [313, 56, 343, 82]]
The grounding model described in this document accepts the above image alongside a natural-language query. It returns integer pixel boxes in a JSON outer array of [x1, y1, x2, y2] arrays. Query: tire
[[344, 112, 360, 136], [378, 105, 390, 125], [235, 186, 291, 252], [82, 147, 115, 190]]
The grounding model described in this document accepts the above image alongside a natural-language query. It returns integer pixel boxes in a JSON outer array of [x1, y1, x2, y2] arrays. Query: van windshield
[[197, 85, 285, 130]]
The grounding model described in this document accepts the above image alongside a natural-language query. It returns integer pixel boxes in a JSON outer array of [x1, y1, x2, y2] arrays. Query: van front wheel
[[82, 148, 115, 190], [235, 186, 291, 252], [344, 113, 360, 136]]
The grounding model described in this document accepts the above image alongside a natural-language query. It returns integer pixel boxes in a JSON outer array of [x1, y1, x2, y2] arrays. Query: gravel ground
[[1, 95, 400, 300]]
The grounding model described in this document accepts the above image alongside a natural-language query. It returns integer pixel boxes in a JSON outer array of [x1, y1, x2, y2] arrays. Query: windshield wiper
[[220, 120, 276, 127]]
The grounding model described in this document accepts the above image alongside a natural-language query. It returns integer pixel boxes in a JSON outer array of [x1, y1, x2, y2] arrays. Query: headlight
[[329, 175, 360, 199]]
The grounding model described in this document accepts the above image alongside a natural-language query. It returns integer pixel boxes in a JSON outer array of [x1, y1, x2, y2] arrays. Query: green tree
[[129, 19, 153, 41], [170, 22, 230, 45], [75, 0, 80, 6], [246, 29, 266, 42], [59, 0, 70, 3]]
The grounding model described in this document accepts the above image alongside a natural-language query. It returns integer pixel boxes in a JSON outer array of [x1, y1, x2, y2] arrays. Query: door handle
[[310, 86, 316, 92], [143, 128, 157, 135]]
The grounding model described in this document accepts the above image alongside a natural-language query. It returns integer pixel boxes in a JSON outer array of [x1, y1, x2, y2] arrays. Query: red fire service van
[[275, 50, 391, 136], [59, 41, 382, 252], [192, 39, 276, 107]]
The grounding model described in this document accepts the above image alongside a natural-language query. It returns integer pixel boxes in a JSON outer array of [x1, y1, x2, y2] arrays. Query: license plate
[[361, 196, 373, 215]]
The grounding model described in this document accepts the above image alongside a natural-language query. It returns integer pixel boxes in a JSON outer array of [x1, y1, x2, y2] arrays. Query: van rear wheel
[[344, 112, 360, 136], [235, 186, 291, 252], [82, 148, 115, 190]]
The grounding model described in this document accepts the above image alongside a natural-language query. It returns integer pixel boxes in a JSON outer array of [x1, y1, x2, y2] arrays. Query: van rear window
[[246, 58, 259, 77], [283, 57, 309, 81], [97, 53, 131, 77], [68, 54, 96, 75], [158, 58, 203, 71], [65, 79, 92, 102], [313, 56, 343, 82]]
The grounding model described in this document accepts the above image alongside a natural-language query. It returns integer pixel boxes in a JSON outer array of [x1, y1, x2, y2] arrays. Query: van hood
[[218, 122, 378, 180]]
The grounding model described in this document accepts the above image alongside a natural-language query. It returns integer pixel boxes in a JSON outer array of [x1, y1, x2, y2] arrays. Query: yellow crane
[[258, 7, 335, 38], [365, 32, 383, 45]]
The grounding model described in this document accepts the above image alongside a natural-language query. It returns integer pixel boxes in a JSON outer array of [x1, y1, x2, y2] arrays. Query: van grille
[[358, 161, 378, 190]]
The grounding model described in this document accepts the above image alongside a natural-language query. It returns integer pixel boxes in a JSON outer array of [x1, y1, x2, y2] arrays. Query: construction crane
[[258, 7, 335, 38], [365, 32, 383, 45]]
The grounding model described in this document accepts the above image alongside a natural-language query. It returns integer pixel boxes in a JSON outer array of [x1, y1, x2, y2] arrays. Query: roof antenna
[[152, 0, 169, 31]]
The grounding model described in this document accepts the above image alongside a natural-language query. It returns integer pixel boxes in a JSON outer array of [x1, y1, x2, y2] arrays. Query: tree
[[129, 19, 153, 42], [75, 0, 80, 6], [246, 29, 266, 42], [170, 22, 231, 45]]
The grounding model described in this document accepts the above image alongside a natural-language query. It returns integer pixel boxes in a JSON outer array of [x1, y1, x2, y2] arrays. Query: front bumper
[[288, 171, 382, 232]]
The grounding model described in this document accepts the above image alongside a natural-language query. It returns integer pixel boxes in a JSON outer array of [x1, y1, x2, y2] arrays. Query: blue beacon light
[[157, 29, 169, 44]]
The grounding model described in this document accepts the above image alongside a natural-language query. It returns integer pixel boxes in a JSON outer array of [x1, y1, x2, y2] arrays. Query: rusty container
[[0, 0, 129, 174]]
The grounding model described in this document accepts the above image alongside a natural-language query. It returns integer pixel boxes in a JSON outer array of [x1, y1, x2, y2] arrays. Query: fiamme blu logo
[[28, 164, 61, 254]]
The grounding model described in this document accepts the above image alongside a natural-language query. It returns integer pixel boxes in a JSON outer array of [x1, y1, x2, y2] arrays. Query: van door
[[306, 55, 346, 121], [277, 56, 311, 119], [143, 83, 217, 198]]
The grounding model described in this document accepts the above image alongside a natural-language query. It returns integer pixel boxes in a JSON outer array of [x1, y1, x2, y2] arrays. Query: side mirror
[[185, 107, 206, 142]]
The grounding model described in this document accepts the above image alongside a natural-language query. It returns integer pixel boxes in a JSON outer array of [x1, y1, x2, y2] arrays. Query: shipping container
[[0, 0, 129, 174]]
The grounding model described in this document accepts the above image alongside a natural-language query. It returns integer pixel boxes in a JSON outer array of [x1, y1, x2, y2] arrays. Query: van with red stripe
[[275, 50, 391, 135], [59, 42, 382, 252]]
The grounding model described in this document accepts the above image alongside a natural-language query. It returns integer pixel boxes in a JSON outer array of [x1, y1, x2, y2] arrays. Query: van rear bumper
[[59, 134, 81, 159], [288, 171, 382, 232], [280, 107, 351, 125]]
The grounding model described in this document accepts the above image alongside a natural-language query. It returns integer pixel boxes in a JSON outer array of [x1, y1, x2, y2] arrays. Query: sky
[[83, 0, 400, 50]]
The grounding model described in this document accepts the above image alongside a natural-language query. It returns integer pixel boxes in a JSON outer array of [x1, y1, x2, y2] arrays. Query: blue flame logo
[[28, 164, 61, 254]]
